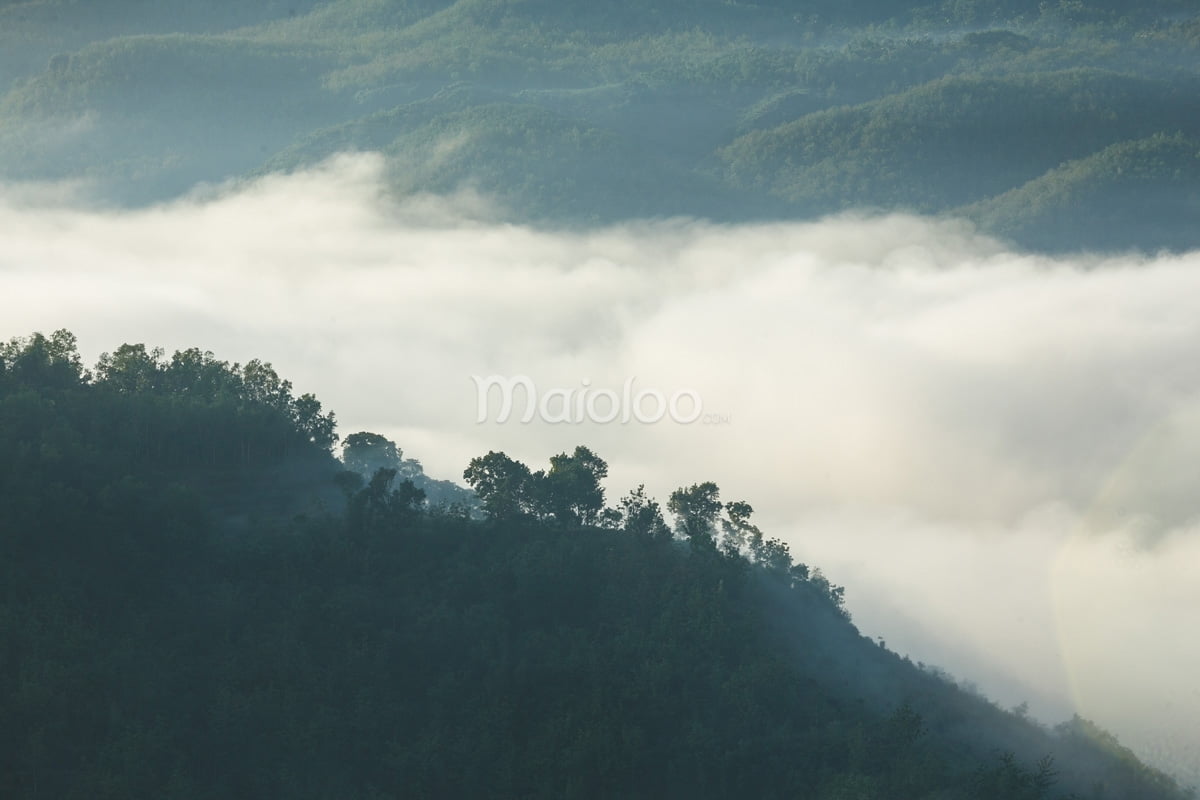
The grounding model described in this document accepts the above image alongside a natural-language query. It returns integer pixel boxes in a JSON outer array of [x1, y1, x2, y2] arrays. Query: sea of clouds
[[3, 153, 1198, 786]]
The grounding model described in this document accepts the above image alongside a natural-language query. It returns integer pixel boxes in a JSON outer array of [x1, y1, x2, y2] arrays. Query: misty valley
[[2, 0, 1200, 798]]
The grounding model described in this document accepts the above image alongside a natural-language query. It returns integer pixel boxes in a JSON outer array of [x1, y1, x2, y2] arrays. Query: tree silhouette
[[464, 450, 535, 520], [668, 481, 723, 549], [536, 445, 608, 526], [613, 484, 671, 540], [342, 431, 403, 476]]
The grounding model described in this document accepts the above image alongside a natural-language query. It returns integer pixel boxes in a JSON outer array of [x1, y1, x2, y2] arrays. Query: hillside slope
[[0, 0, 1198, 249], [963, 133, 1200, 252], [1, 330, 1193, 799]]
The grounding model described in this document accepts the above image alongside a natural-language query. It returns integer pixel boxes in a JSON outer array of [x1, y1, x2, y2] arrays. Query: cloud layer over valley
[[3, 154, 1198, 786]]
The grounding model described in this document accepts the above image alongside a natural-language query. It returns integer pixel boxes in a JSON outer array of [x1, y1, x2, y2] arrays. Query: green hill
[[963, 133, 1200, 251], [1, 330, 1195, 799], [0, 34, 347, 199], [1, 0, 1200, 248], [720, 69, 1200, 213], [263, 92, 764, 222]]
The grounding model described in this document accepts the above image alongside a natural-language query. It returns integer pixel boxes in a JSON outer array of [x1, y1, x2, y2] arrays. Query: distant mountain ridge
[[1, 0, 1198, 248]]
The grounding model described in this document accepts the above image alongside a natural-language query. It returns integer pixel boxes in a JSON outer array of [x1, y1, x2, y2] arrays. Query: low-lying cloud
[[3, 153, 1198, 785]]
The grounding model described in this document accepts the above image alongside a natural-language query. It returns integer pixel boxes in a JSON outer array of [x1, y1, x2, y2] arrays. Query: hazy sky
[[3, 153, 1198, 786]]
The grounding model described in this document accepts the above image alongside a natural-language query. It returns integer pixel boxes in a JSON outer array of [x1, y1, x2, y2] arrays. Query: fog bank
[[3, 154, 1197, 786]]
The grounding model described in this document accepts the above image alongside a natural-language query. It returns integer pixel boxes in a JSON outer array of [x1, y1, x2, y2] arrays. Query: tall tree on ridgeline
[[668, 481, 723, 550], [535, 445, 608, 526], [464, 450, 536, 521]]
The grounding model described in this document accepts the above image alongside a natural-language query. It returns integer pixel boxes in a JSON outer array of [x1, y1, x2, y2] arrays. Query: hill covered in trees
[[0, 0, 1198, 250], [1, 329, 1194, 798]]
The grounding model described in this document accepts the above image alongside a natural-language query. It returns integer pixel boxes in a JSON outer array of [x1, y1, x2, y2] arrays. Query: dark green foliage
[[974, 752, 1062, 799], [611, 483, 672, 540], [342, 431, 404, 477], [345, 466, 426, 538], [0, 331, 1195, 798], [464, 449, 537, 520], [536, 445, 608, 526], [667, 481, 724, 546], [0, 331, 340, 562], [464, 446, 609, 525], [343, 430, 478, 510]]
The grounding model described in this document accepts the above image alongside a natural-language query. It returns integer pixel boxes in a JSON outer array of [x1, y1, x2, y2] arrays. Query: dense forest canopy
[[0, 330, 1194, 798], [0, 0, 1198, 250]]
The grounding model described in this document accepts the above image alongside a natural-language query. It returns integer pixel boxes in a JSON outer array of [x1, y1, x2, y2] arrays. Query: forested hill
[[1, 0, 1199, 251], [1, 330, 1194, 799]]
